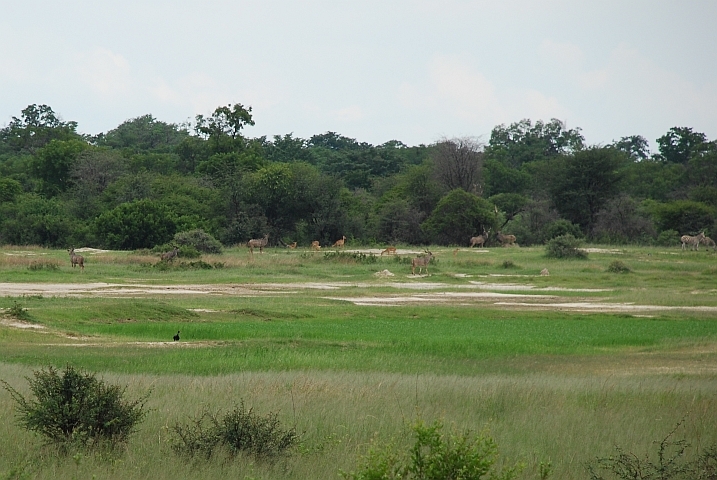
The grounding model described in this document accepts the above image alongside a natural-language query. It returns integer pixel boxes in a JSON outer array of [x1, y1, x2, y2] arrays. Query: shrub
[[28, 260, 60, 271], [7, 301, 32, 321], [545, 234, 587, 259], [543, 219, 583, 241], [1, 365, 148, 449], [656, 229, 680, 247], [502, 259, 518, 269], [341, 419, 521, 480], [171, 401, 298, 460], [587, 420, 717, 479], [173, 229, 223, 254], [324, 251, 378, 264], [606, 260, 631, 274]]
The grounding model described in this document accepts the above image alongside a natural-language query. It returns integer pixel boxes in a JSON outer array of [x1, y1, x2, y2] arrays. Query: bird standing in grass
[[173, 331, 180, 341]]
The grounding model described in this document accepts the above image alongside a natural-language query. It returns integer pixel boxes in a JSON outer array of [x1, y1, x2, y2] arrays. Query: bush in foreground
[[341, 419, 522, 480], [171, 401, 298, 460], [1, 365, 148, 450], [545, 234, 587, 259]]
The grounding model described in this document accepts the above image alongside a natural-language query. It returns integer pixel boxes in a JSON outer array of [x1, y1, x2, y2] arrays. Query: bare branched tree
[[432, 137, 484, 195]]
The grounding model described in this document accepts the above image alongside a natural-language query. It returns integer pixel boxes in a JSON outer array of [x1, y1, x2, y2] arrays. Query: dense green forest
[[1, 103, 715, 249]]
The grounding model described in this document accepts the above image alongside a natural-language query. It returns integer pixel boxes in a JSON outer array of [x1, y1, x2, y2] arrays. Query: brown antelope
[[411, 250, 433, 275], [68, 247, 84, 272], [311, 240, 321, 251], [681, 232, 705, 251], [247, 233, 269, 254], [700, 235, 716, 251], [469, 228, 489, 248], [288, 242, 297, 249], [496, 231, 516, 246], [381, 246, 397, 256], [332, 235, 346, 248], [161, 246, 179, 261]]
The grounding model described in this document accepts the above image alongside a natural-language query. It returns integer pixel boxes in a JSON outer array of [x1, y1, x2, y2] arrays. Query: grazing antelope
[[68, 248, 84, 272], [411, 250, 434, 275], [381, 246, 397, 256], [681, 232, 705, 251], [332, 235, 347, 248], [247, 233, 269, 254], [700, 236, 716, 251], [311, 240, 321, 251], [496, 231, 516, 246], [288, 242, 297, 249], [540, 268, 550, 276], [173, 330, 180, 341], [161, 246, 179, 261], [469, 229, 489, 248]]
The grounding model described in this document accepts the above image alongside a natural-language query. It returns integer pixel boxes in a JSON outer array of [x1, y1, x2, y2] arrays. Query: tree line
[[0, 103, 715, 250]]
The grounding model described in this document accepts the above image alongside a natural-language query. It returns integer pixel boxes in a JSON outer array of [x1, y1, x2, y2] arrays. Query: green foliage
[[656, 126, 708, 164], [94, 199, 177, 250], [606, 260, 631, 274], [28, 260, 60, 271], [7, 301, 32, 321], [97, 114, 189, 153], [1, 365, 148, 449], [0, 193, 81, 247], [656, 229, 680, 247], [323, 251, 378, 264], [32, 139, 89, 196], [545, 234, 587, 259], [173, 229, 223, 254], [422, 189, 497, 245], [502, 259, 518, 269], [587, 420, 717, 479], [0, 104, 80, 153], [342, 419, 520, 480], [646, 199, 715, 235], [543, 219, 583, 242], [0, 176, 22, 202], [171, 401, 298, 460]]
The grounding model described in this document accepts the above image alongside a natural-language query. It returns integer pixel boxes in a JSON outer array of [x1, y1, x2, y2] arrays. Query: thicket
[[1, 365, 148, 450], [2, 105, 716, 249], [545, 235, 588, 259]]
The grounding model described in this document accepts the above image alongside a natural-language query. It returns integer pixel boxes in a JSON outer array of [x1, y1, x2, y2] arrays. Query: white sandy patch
[[325, 291, 550, 306], [0, 318, 45, 329], [493, 302, 717, 312], [469, 281, 611, 292], [374, 269, 395, 278], [3, 251, 47, 256], [583, 248, 623, 254], [73, 247, 112, 254]]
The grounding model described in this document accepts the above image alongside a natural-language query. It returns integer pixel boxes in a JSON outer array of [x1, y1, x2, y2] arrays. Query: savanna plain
[[1, 244, 717, 479]]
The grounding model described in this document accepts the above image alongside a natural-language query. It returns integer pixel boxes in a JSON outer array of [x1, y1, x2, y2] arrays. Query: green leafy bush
[[341, 419, 521, 480], [7, 301, 32, 321], [545, 234, 587, 259], [502, 259, 518, 269], [543, 219, 583, 241], [173, 229, 223, 254], [171, 401, 298, 460], [1, 365, 148, 449], [324, 251, 378, 264], [606, 260, 631, 273], [656, 229, 680, 247]]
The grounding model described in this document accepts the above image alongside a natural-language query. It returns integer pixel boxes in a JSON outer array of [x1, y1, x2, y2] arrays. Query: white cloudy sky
[[1, 1, 716, 150]]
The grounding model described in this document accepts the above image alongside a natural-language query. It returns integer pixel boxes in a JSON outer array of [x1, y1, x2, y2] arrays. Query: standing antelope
[[161, 246, 179, 261], [411, 250, 434, 275], [496, 231, 516, 246], [247, 234, 269, 254], [68, 247, 84, 272], [333, 235, 346, 248], [470, 228, 489, 248], [381, 246, 397, 256], [288, 242, 297, 249], [700, 235, 716, 251], [681, 232, 705, 251]]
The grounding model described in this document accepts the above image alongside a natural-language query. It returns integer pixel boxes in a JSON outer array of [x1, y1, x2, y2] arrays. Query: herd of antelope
[[63, 228, 715, 274]]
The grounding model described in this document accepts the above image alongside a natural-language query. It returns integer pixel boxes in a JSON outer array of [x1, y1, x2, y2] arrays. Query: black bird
[[173, 330, 180, 341]]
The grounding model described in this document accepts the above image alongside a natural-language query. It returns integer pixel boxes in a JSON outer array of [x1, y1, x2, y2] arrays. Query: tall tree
[[486, 118, 584, 168], [97, 114, 189, 153], [0, 104, 79, 153], [548, 147, 625, 232], [656, 127, 708, 164], [431, 137, 484, 195], [195, 103, 255, 154]]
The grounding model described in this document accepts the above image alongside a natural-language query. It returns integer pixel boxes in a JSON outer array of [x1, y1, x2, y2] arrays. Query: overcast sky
[[2, 1, 716, 151]]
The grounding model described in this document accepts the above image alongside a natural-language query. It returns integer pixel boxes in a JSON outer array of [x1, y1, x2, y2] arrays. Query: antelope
[[700, 235, 716, 251], [68, 247, 84, 272], [411, 250, 433, 275], [381, 246, 397, 256], [247, 233, 269, 254], [288, 242, 297, 249], [470, 228, 489, 248], [333, 235, 347, 248], [161, 246, 179, 261], [681, 232, 705, 251], [540, 268, 550, 276], [311, 240, 321, 251], [496, 231, 516, 246]]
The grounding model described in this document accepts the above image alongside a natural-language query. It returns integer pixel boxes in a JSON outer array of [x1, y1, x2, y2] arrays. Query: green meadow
[[1, 244, 717, 479]]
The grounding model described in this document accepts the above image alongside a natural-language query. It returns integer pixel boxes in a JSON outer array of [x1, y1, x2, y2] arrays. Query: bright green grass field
[[1, 244, 717, 479]]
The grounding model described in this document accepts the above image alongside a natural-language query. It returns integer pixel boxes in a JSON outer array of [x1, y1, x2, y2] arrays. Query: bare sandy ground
[[2, 280, 716, 314]]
